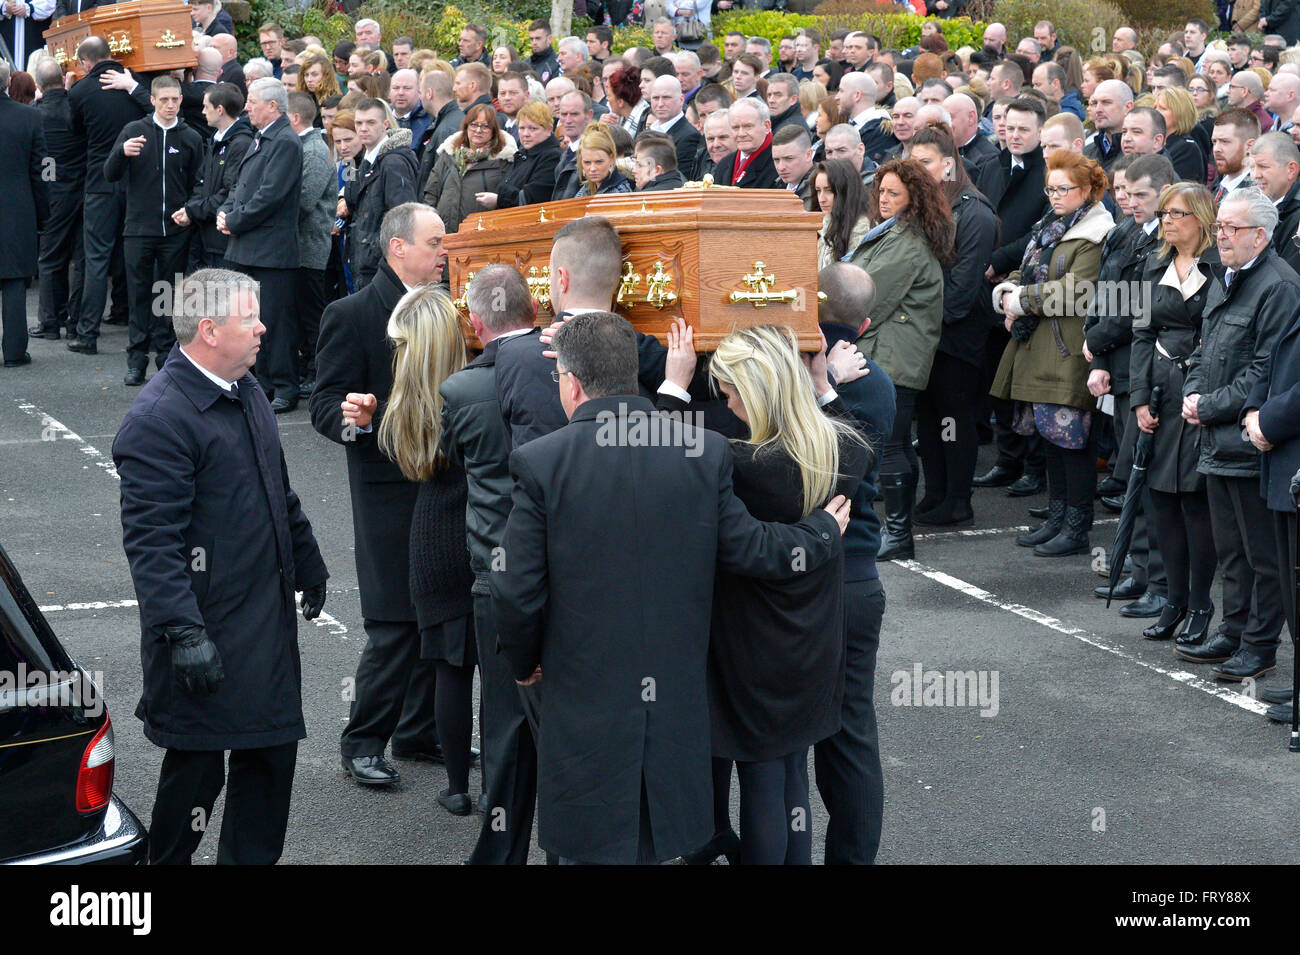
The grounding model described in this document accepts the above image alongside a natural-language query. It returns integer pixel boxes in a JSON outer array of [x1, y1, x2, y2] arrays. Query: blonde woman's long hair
[[710, 324, 867, 517], [378, 286, 468, 483]]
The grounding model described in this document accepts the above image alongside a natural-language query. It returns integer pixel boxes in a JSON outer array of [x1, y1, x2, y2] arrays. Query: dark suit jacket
[[0, 93, 48, 280], [491, 393, 843, 864], [1248, 308, 1300, 511], [219, 115, 302, 269], [184, 116, 254, 260], [656, 114, 703, 181], [976, 146, 1049, 275], [68, 59, 151, 195], [713, 141, 780, 189], [218, 58, 246, 97], [180, 80, 217, 142], [113, 346, 327, 750], [552, 143, 581, 200], [309, 261, 419, 621]]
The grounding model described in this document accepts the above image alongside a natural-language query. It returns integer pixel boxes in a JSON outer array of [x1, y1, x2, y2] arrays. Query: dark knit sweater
[[409, 460, 474, 631]]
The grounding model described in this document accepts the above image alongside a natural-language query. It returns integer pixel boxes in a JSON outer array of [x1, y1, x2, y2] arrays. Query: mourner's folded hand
[[171, 208, 190, 227], [823, 494, 851, 535], [216, 210, 230, 235], [1182, 393, 1202, 426], [1135, 404, 1158, 434], [1087, 369, 1110, 397], [475, 192, 499, 209], [341, 392, 377, 429], [517, 666, 542, 687], [299, 583, 327, 621], [827, 339, 868, 385], [1243, 410, 1273, 452], [1082, 341, 1093, 362], [664, 318, 696, 390], [165, 625, 225, 696]]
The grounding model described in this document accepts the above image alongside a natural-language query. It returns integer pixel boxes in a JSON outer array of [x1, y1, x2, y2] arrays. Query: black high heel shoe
[[681, 827, 741, 865], [1142, 605, 1187, 641], [1175, 606, 1215, 648]]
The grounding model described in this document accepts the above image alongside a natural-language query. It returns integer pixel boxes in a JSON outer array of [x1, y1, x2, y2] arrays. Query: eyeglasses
[[467, 123, 494, 131], [1228, 84, 1247, 91], [1044, 184, 1081, 198], [550, 368, 571, 383], [1156, 208, 1194, 220], [1213, 222, 1259, 236]]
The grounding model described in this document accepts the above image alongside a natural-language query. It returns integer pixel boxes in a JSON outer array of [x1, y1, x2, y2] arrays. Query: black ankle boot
[[1016, 499, 1065, 546], [877, 472, 916, 561], [1175, 605, 1215, 648], [914, 497, 974, 526], [1034, 504, 1092, 557], [916, 486, 945, 517], [1143, 604, 1187, 640]]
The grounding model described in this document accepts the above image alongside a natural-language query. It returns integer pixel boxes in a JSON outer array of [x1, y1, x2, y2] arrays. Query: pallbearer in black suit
[[492, 311, 852, 865], [113, 269, 328, 863], [311, 203, 448, 787], [31, 58, 83, 343], [218, 78, 302, 413], [0, 59, 48, 368]]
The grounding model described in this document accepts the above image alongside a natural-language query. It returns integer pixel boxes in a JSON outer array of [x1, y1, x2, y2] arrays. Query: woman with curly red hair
[[991, 151, 1114, 558], [849, 157, 954, 561]]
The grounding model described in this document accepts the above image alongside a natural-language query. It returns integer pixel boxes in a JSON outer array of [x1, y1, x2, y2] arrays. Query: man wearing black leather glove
[[113, 269, 328, 865]]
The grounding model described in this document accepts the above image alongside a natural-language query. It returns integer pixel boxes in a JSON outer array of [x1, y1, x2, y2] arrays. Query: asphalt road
[[3, 308, 1297, 865]]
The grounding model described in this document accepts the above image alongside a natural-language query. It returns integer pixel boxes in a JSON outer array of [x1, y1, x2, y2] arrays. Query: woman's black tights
[[1149, 488, 1216, 612]]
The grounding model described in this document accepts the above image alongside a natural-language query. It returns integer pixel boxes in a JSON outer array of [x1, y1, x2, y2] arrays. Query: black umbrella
[[1289, 468, 1300, 752], [1106, 385, 1163, 608]]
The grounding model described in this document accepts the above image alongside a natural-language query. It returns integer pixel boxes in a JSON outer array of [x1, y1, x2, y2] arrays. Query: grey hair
[[558, 35, 586, 57], [380, 202, 440, 255], [916, 104, 952, 127], [243, 57, 275, 80], [33, 57, 63, 91], [674, 50, 701, 72], [747, 36, 772, 55], [466, 265, 535, 334], [704, 107, 730, 130], [1252, 130, 1300, 166], [729, 95, 770, 124], [767, 72, 799, 97], [0, 61, 11, 90], [355, 17, 380, 34], [1221, 186, 1280, 232], [173, 269, 260, 344], [248, 77, 288, 116]]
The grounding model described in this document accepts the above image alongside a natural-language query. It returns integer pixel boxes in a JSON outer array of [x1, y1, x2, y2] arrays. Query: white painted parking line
[[38, 597, 350, 636], [892, 559, 1271, 716], [13, 399, 119, 481]]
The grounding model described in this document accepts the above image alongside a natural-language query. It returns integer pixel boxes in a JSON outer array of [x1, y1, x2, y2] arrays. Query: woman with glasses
[[422, 104, 518, 233], [992, 151, 1114, 557], [1130, 183, 1221, 646], [476, 102, 560, 210], [1186, 75, 1219, 181]]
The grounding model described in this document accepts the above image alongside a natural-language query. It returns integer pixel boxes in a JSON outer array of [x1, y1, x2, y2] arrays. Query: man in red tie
[[712, 97, 780, 188]]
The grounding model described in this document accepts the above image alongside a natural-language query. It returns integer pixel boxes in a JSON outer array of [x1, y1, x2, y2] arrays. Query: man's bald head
[[819, 262, 875, 329], [195, 47, 223, 80], [212, 33, 237, 62], [944, 92, 979, 144], [650, 73, 684, 120]]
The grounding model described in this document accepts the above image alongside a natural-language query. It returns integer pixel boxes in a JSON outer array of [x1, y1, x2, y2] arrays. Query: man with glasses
[[1182, 188, 1300, 679], [1228, 71, 1274, 133]]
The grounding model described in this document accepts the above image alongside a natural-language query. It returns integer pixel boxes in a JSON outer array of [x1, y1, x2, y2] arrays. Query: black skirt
[[419, 612, 475, 667]]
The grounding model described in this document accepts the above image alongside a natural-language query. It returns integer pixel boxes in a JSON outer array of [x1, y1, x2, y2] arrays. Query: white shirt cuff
[[657, 381, 691, 403], [817, 388, 838, 407]]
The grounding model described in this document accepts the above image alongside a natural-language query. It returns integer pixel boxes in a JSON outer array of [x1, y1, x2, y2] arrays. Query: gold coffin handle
[[728, 261, 798, 308], [452, 271, 475, 310]]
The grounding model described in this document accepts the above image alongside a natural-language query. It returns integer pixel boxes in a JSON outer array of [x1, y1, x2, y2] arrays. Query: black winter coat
[[1163, 135, 1207, 184], [416, 101, 465, 188], [345, 128, 419, 286], [659, 115, 703, 181], [309, 262, 420, 621], [184, 117, 255, 261], [1130, 248, 1219, 493], [712, 141, 781, 188], [1184, 248, 1300, 478], [0, 93, 49, 281], [113, 347, 328, 750], [104, 117, 204, 238], [1247, 306, 1300, 510], [639, 169, 686, 192], [495, 135, 561, 208], [1273, 178, 1300, 273], [1085, 219, 1159, 396], [1261, 0, 1300, 45], [220, 115, 302, 269], [939, 186, 997, 367], [977, 145, 1049, 276], [35, 88, 85, 204], [68, 60, 151, 195], [491, 394, 843, 864]]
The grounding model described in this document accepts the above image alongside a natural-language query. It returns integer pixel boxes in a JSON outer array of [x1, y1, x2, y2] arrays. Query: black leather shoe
[[1174, 605, 1214, 648], [437, 789, 474, 816], [29, 325, 60, 340], [123, 367, 145, 386], [342, 754, 400, 785], [270, 396, 298, 414], [1100, 495, 1124, 513], [1007, 472, 1044, 497], [973, 464, 1019, 488], [1028, 504, 1049, 519], [299, 378, 316, 396], [66, 337, 97, 355], [1174, 629, 1239, 663], [914, 498, 974, 526], [1211, 649, 1276, 681], [1261, 684, 1294, 705], [103, 315, 128, 326], [393, 744, 443, 763], [1142, 604, 1186, 639], [3, 353, 32, 367], [1119, 590, 1165, 618], [1094, 576, 1142, 600], [1265, 701, 1295, 723], [1096, 475, 1126, 497], [681, 827, 741, 865]]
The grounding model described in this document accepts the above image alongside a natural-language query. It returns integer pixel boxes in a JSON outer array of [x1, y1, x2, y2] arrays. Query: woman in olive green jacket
[[991, 151, 1114, 558], [849, 157, 953, 561]]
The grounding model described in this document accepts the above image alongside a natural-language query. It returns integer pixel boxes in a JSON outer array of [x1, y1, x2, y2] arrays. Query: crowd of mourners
[[2, 2, 1300, 865]]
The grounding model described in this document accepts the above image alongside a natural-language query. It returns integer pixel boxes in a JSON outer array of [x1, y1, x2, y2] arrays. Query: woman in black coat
[[1130, 183, 1220, 646], [1154, 88, 1208, 185], [359, 285, 479, 815], [910, 124, 997, 525], [475, 102, 561, 210], [660, 321, 872, 865]]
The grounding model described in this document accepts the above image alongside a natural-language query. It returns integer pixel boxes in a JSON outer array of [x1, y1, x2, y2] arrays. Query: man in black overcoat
[[491, 311, 850, 865], [113, 269, 328, 864], [711, 96, 781, 188], [310, 202, 447, 787], [31, 57, 83, 342], [218, 77, 302, 413], [0, 60, 47, 367]]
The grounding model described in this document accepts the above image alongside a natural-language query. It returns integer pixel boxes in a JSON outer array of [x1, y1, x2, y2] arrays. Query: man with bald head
[[1112, 26, 1138, 52], [982, 22, 1007, 55], [945, 92, 997, 176], [883, 96, 921, 159], [823, 123, 878, 186], [545, 76, 576, 114], [1266, 72, 1300, 133], [388, 69, 430, 154], [1229, 70, 1274, 132], [1084, 78, 1133, 171], [837, 71, 897, 164], [648, 74, 703, 180], [211, 32, 246, 97], [179, 46, 225, 141]]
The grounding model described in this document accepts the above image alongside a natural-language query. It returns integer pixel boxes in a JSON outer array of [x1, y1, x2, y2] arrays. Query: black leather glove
[[299, 583, 327, 621], [165, 624, 224, 695]]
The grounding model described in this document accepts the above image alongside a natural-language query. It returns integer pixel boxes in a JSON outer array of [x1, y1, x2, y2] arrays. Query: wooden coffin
[[443, 185, 826, 351], [44, 0, 197, 80]]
